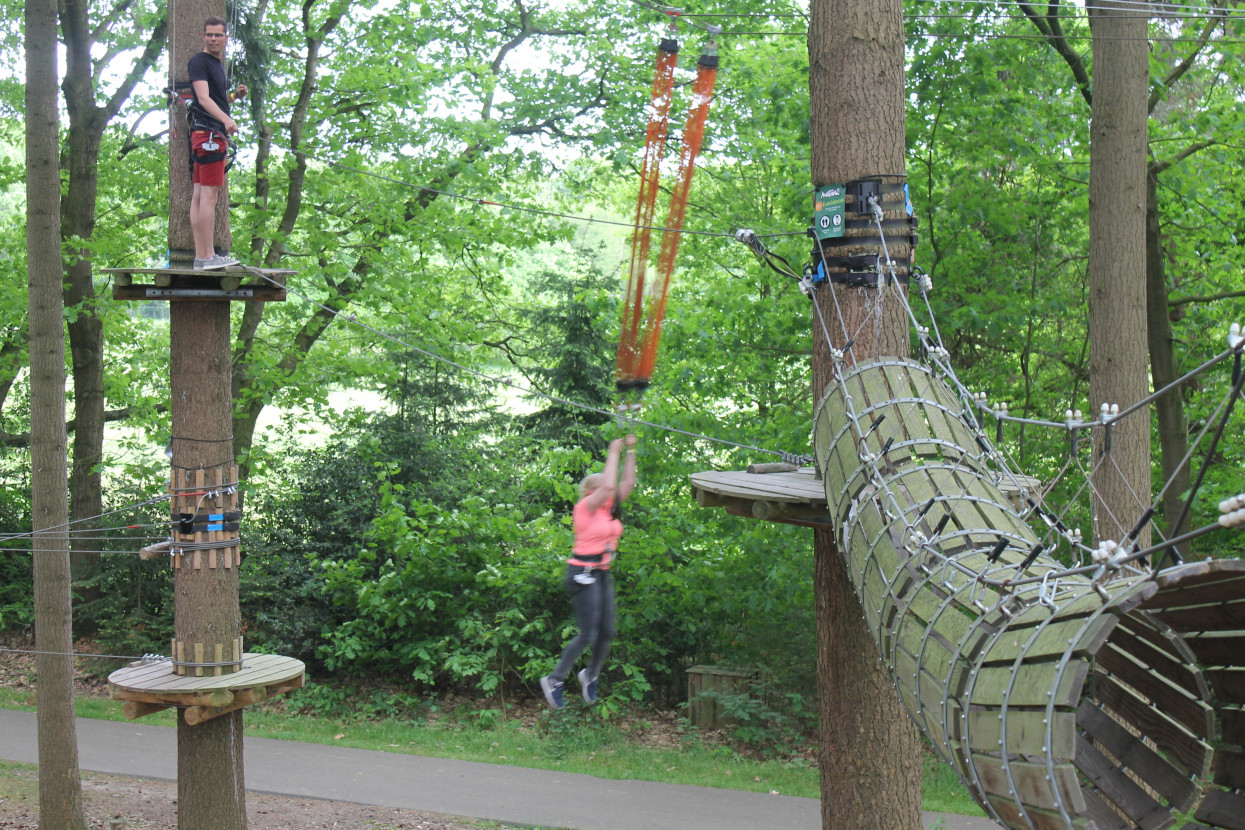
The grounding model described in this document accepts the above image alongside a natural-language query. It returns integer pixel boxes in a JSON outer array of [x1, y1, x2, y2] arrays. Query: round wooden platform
[[108, 652, 305, 725]]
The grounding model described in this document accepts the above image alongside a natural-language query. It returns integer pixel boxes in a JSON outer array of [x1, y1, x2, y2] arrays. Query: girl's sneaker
[[577, 668, 599, 704], [540, 676, 565, 710]]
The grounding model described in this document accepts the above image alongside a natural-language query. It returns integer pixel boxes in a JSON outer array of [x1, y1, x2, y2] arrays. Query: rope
[[0, 646, 164, 663], [240, 264, 785, 459]]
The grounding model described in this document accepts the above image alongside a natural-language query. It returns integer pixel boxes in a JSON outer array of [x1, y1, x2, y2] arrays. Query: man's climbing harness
[[165, 84, 237, 176]]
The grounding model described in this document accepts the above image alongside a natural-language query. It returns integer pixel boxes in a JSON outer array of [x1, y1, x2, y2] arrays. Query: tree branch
[[1017, 0, 1092, 106], [1149, 139, 1214, 178], [1169, 288, 1245, 309], [1150, 14, 1222, 114]]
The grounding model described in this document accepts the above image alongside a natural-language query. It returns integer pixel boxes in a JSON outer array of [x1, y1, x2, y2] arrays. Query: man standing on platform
[[188, 16, 246, 271]]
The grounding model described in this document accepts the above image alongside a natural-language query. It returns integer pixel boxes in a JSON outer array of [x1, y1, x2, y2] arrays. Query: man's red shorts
[[191, 131, 228, 187]]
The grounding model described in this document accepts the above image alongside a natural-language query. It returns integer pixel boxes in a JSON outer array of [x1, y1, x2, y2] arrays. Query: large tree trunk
[[1145, 170, 1190, 560], [171, 301, 247, 830], [1087, 1, 1152, 548], [27, 0, 88, 823], [808, 1, 923, 828], [59, 0, 168, 626], [60, 0, 107, 624]]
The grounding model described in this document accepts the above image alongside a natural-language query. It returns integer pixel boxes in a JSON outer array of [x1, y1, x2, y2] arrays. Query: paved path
[[0, 709, 996, 829]]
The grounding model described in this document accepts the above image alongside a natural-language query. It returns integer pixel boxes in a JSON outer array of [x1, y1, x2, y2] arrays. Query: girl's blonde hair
[[579, 472, 604, 499]]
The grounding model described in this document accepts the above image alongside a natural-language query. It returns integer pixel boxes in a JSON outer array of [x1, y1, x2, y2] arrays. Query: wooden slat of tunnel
[[1091, 672, 1212, 778], [1193, 791, 1245, 830], [1076, 700, 1199, 812], [1072, 735, 1174, 830]]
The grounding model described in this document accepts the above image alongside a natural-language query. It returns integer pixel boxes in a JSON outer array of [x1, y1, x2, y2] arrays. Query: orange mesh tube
[[617, 40, 679, 386]]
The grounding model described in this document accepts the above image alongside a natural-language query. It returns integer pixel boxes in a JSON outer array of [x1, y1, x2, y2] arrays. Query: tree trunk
[[171, 301, 247, 830], [808, 1, 923, 828], [1087, 1, 1152, 548], [1145, 169, 1190, 560], [59, 0, 167, 627], [60, 0, 108, 625], [27, 0, 88, 823]]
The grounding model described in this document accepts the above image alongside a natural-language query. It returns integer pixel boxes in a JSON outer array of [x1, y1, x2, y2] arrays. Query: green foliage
[[694, 679, 817, 759]]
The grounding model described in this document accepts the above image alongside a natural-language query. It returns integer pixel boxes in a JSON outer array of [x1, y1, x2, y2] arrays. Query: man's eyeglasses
[[204, 33, 228, 38]]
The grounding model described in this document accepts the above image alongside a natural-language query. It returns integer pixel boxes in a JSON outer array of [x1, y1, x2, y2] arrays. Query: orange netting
[[616, 45, 718, 391]]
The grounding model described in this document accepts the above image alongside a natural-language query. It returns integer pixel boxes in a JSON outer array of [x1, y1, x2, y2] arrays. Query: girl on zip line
[[540, 433, 638, 709]]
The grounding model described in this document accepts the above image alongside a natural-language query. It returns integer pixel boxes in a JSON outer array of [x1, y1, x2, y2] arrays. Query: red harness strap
[[617, 43, 719, 391]]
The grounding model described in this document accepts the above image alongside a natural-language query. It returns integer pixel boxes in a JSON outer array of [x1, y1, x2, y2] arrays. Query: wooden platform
[[108, 652, 305, 725], [691, 466, 1039, 528], [690, 467, 832, 526], [103, 266, 293, 302]]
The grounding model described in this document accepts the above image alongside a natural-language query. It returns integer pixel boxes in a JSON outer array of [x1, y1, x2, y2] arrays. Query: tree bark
[[1145, 169, 1190, 560], [169, 4, 247, 829], [1087, 1, 1152, 548], [27, 0, 88, 823], [59, 0, 168, 626], [171, 303, 247, 830], [808, 1, 923, 828]]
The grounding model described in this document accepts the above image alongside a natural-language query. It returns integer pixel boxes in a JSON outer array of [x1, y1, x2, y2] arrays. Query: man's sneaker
[[540, 676, 565, 710], [578, 668, 598, 704], [194, 254, 239, 271]]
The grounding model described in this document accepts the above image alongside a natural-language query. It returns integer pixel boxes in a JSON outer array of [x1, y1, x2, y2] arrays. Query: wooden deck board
[[109, 653, 304, 696], [689, 468, 825, 504]]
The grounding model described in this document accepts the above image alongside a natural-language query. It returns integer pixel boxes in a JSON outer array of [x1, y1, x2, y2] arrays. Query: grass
[[0, 685, 983, 817]]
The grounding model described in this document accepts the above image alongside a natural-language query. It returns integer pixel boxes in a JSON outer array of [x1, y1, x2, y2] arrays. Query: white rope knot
[[1219, 493, 1245, 528], [1092, 539, 1126, 571]]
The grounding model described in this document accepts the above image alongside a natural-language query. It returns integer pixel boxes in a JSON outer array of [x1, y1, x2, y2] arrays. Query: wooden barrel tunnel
[[813, 357, 1245, 830]]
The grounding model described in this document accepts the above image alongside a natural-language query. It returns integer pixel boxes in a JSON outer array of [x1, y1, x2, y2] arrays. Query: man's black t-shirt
[[187, 51, 229, 116]]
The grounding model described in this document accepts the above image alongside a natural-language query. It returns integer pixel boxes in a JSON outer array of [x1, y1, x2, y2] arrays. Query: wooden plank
[[1214, 747, 1245, 790], [1223, 707, 1245, 746], [978, 616, 1116, 666], [1149, 598, 1245, 632], [1072, 734, 1175, 830], [1108, 623, 1204, 697], [1092, 673, 1211, 778], [1077, 787, 1134, 830], [1205, 669, 1245, 703], [1193, 790, 1245, 830], [689, 469, 827, 503], [112, 284, 288, 302], [113, 688, 234, 708], [1076, 700, 1199, 811], [969, 659, 1088, 708], [1152, 560, 1245, 592], [123, 701, 173, 720], [1142, 573, 1245, 610], [101, 267, 296, 276], [985, 793, 1098, 830], [1184, 632, 1245, 667], [1010, 590, 1115, 628], [965, 707, 1076, 758], [1097, 643, 1211, 735]]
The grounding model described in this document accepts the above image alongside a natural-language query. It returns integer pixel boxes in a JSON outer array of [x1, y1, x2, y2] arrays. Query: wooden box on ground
[[686, 665, 756, 729]]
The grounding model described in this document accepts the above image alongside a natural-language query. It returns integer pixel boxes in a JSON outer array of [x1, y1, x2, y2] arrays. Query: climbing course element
[[813, 357, 1245, 830], [616, 35, 720, 392], [617, 35, 679, 390]]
